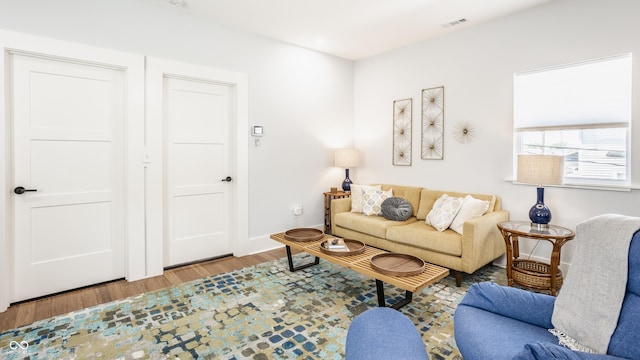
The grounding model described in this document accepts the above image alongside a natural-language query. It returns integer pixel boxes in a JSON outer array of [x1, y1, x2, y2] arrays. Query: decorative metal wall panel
[[421, 86, 444, 160], [393, 98, 412, 166]]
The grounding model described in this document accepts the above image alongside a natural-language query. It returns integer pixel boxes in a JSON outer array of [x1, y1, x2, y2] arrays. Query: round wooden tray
[[319, 239, 366, 256], [284, 228, 324, 242], [370, 253, 425, 276]]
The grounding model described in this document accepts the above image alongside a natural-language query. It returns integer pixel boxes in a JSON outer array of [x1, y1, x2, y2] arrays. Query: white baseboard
[[240, 224, 324, 256]]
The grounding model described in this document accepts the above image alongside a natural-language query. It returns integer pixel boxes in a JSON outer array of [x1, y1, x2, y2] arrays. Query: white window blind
[[514, 54, 632, 130], [513, 54, 632, 187]]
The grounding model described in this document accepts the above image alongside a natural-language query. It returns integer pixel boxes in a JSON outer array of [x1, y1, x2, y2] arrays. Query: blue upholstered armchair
[[346, 216, 640, 360], [345, 307, 429, 360], [454, 217, 640, 360]]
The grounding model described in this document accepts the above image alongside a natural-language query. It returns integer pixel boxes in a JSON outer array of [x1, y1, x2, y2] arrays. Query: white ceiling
[[136, 0, 554, 60]]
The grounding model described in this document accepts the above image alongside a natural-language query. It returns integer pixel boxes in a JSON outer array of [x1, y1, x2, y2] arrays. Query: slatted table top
[[270, 232, 449, 293]]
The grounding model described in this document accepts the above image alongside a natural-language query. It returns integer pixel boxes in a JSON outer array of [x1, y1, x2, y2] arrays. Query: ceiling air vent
[[442, 18, 468, 28]]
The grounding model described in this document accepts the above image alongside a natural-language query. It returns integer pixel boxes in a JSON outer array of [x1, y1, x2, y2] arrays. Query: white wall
[[353, 0, 640, 266], [4, 0, 638, 271], [0, 0, 354, 254]]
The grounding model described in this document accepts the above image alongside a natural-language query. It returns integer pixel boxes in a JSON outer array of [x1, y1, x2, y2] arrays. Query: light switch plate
[[251, 126, 264, 137]]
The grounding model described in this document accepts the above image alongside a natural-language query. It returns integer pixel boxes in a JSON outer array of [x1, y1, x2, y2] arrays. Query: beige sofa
[[331, 184, 509, 285]]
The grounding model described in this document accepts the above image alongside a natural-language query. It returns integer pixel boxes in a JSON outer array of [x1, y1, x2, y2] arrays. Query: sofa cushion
[[607, 231, 640, 359], [416, 189, 496, 220], [454, 305, 560, 360], [350, 184, 381, 213], [459, 283, 555, 329], [378, 184, 422, 217], [334, 212, 416, 239], [386, 221, 462, 256], [426, 194, 464, 231], [362, 188, 393, 216], [381, 197, 413, 221], [450, 195, 491, 235], [608, 292, 640, 359], [513, 342, 625, 360]]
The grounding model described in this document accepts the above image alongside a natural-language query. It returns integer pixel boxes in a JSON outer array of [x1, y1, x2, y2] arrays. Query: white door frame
[[0, 30, 146, 312], [145, 58, 249, 276]]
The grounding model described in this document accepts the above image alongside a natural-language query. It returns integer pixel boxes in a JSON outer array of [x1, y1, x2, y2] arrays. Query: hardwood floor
[[0, 247, 289, 331]]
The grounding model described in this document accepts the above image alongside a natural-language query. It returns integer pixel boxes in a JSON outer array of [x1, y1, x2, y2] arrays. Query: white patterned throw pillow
[[426, 194, 464, 232], [350, 184, 382, 213], [449, 195, 490, 235], [362, 188, 393, 216]]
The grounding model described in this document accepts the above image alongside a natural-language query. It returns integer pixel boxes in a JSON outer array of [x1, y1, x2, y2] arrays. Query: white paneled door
[[10, 53, 126, 302], [164, 77, 233, 267]]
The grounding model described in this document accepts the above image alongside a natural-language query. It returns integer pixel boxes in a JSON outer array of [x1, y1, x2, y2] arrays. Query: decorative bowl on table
[[370, 253, 425, 276], [284, 228, 324, 242], [319, 238, 366, 256]]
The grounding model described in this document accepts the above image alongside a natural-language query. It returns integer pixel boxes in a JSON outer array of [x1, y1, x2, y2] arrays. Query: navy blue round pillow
[[381, 197, 413, 221]]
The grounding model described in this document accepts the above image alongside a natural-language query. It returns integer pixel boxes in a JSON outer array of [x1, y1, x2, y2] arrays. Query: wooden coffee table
[[270, 232, 449, 309]]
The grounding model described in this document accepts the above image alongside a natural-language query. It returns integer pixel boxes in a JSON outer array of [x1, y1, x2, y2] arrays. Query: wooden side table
[[497, 221, 575, 296], [323, 191, 350, 233]]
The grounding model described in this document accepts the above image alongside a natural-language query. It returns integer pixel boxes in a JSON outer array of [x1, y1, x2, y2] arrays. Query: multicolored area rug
[[1, 254, 506, 360]]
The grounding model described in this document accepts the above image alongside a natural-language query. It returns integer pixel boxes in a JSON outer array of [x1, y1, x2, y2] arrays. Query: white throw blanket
[[551, 214, 640, 354]]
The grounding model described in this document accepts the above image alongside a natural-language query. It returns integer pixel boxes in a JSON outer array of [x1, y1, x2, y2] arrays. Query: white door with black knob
[[10, 52, 126, 302], [164, 76, 233, 267]]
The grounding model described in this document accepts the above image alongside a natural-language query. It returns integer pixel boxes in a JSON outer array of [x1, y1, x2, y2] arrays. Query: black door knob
[[221, 176, 233, 182], [14, 186, 38, 194]]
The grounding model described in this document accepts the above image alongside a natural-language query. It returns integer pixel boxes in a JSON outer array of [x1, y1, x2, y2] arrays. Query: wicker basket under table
[[512, 259, 563, 290]]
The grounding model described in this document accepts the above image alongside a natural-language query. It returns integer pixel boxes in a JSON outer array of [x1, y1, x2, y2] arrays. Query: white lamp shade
[[517, 155, 564, 186], [334, 149, 360, 168]]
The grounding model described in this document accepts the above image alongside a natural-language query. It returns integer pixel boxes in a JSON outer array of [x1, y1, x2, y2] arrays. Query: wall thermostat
[[252, 126, 264, 137]]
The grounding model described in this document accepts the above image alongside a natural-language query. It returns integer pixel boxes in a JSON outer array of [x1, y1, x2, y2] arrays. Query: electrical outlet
[[292, 205, 303, 216]]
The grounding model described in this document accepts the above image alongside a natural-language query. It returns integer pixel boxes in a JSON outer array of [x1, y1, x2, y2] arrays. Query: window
[[514, 54, 632, 187]]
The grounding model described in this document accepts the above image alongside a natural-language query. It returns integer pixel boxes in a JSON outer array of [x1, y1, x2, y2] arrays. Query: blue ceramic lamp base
[[342, 168, 352, 192], [529, 187, 551, 230]]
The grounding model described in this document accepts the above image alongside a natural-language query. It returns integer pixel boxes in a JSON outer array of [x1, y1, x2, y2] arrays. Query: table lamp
[[517, 154, 564, 230], [334, 149, 360, 191]]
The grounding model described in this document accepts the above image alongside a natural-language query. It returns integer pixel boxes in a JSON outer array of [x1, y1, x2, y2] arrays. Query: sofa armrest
[[460, 209, 510, 273], [331, 197, 351, 214], [458, 282, 555, 328], [330, 197, 352, 233]]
